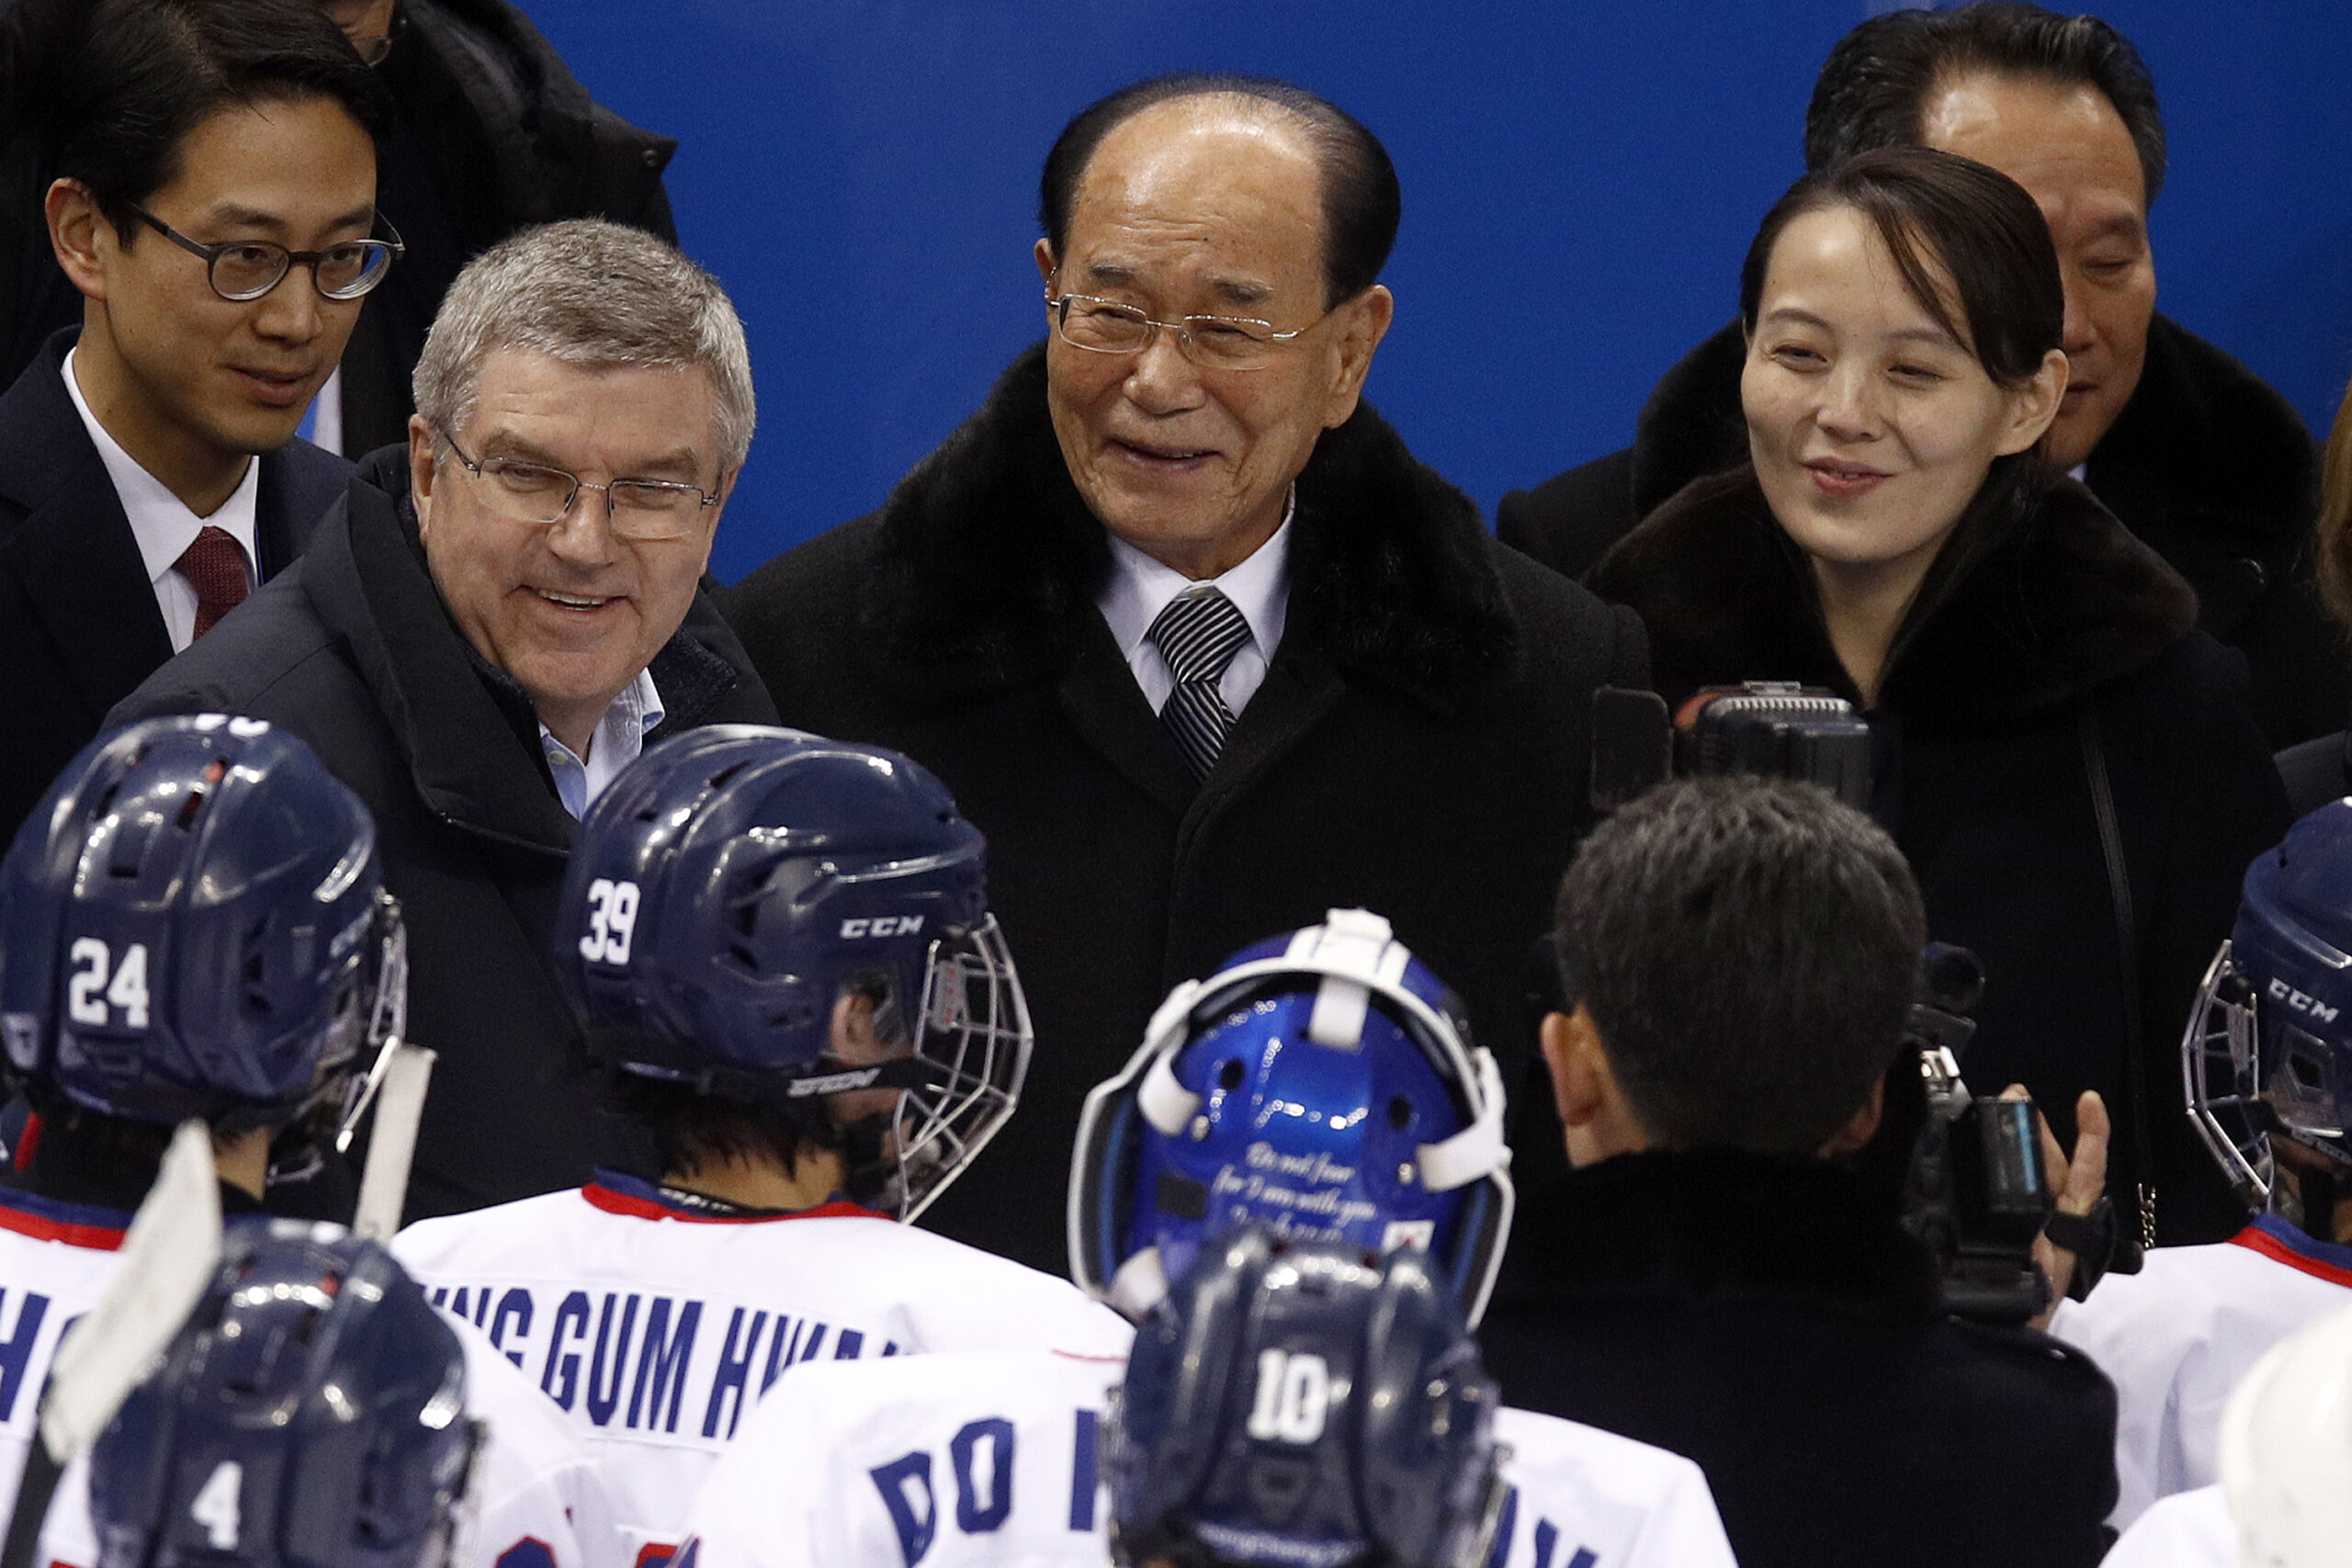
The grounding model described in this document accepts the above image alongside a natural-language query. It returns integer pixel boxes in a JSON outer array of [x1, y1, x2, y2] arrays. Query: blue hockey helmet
[[1104, 1229, 1509, 1568], [1069, 909, 1514, 1325], [88, 1221, 481, 1568], [0, 716, 403, 1134], [557, 725, 1030, 1220], [2187, 800, 2352, 1211]]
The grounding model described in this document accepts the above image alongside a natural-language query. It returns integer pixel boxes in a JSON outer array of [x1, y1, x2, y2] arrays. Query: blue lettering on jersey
[[494, 1539, 557, 1568], [1566, 1551, 1596, 1568], [489, 1288, 533, 1368], [949, 1418, 1014, 1534], [871, 1450, 938, 1567], [628, 1298, 701, 1433], [1487, 1487, 1518, 1568], [586, 1293, 642, 1426], [543, 1291, 593, 1409], [1068, 1409, 1099, 1531], [837, 1328, 865, 1359], [703, 1308, 767, 1439], [0, 1291, 48, 1422], [1533, 1520, 1555, 1568]]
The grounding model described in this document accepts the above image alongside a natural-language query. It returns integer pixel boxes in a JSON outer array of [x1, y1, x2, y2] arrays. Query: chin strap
[[1417, 1048, 1510, 1191], [1107, 1247, 1171, 1319]]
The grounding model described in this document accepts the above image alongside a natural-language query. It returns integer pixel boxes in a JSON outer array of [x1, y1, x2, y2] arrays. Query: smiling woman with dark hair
[[1589, 145, 2288, 1250]]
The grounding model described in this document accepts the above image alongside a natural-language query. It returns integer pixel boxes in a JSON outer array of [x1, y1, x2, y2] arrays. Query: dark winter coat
[[108, 452, 776, 1222], [0, 0, 679, 455], [1479, 1148, 2120, 1568], [1498, 315, 2342, 748], [1588, 467, 2290, 1244], [724, 344, 1650, 1273], [0, 329, 349, 845]]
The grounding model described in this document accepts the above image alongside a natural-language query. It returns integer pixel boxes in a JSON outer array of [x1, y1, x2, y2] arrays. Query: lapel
[[0, 334, 173, 717], [1057, 612, 1197, 820], [253, 437, 355, 578], [1183, 637, 1346, 850]]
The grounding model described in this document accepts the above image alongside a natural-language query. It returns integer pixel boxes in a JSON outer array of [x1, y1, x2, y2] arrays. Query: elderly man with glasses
[[0, 0, 387, 850], [113, 218, 778, 1224], [725, 73, 1649, 1273]]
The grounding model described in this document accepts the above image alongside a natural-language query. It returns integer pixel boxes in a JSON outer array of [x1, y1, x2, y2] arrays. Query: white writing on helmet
[[786, 1067, 885, 1097], [1246, 1349, 1331, 1444], [2268, 977, 2343, 1024], [840, 917, 925, 939], [1244, 1143, 1357, 1185]]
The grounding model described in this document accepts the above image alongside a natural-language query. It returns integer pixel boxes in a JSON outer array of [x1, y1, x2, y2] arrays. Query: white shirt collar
[[539, 668, 667, 819], [62, 345, 260, 587], [1095, 491, 1294, 667]]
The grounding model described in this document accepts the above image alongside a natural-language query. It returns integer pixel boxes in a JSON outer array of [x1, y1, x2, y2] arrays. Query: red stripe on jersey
[[0, 1201, 126, 1252], [2231, 1222, 2352, 1290], [579, 1183, 888, 1226]]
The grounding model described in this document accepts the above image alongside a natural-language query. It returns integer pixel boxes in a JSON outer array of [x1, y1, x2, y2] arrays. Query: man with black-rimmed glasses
[[0, 0, 390, 848], [111, 218, 777, 1225]]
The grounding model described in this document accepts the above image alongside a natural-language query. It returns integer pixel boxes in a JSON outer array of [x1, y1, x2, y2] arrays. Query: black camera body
[[1591, 682, 1872, 811], [1897, 944, 2055, 1325]]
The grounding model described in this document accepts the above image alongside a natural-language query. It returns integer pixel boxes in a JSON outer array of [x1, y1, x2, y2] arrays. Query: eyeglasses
[[435, 427, 723, 540], [1045, 289, 1327, 371], [128, 203, 403, 302]]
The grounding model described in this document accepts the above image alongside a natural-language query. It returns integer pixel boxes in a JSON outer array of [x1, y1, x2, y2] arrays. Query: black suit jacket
[[726, 346, 1650, 1272], [0, 329, 350, 843]]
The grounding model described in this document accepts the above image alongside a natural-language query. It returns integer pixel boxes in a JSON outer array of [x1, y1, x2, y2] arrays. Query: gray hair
[[413, 220, 755, 470]]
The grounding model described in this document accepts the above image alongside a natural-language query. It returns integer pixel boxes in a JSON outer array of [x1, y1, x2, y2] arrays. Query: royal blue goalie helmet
[[1069, 909, 1513, 1325], [88, 1221, 481, 1568], [0, 716, 404, 1133], [2186, 799, 2352, 1211], [558, 725, 1030, 1221], [1104, 1229, 1509, 1568]]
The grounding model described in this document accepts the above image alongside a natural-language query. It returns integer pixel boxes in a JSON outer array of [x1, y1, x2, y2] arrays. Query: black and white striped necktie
[[1147, 586, 1252, 779]]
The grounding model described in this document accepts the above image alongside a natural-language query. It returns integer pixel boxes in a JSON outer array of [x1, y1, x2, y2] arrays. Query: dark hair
[[1804, 3, 2166, 206], [1740, 145, 2064, 561], [1038, 73, 1400, 310], [605, 1073, 841, 1190], [33, 0, 386, 238], [1553, 778, 1927, 1156]]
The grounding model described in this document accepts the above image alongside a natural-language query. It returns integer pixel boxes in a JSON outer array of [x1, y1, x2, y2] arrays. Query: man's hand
[[2015, 1086, 2109, 1330]]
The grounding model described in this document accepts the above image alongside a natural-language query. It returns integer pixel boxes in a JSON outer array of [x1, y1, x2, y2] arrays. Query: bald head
[[1039, 73, 1399, 310]]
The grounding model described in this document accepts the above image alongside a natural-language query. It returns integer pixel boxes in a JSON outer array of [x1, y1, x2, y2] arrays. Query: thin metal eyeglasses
[[128, 202, 404, 302], [435, 427, 722, 541], [1045, 289, 1328, 371]]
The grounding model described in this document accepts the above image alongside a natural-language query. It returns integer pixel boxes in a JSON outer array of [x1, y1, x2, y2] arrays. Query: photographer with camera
[[1587, 147, 2287, 1250], [1479, 776, 2120, 1568]]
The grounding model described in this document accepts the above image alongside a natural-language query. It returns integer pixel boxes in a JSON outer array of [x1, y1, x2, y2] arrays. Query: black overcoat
[[109, 454, 777, 1221], [726, 345, 1650, 1272], [1496, 315, 2344, 748], [0, 329, 349, 844], [1589, 468, 2290, 1243], [1480, 1149, 2120, 1568]]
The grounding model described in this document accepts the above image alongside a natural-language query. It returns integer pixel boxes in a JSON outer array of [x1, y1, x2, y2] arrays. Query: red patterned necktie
[[175, 525, 250, 638]]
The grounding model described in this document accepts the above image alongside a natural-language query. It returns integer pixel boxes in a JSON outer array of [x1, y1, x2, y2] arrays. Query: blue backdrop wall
[[526, 2, 2352, 587]]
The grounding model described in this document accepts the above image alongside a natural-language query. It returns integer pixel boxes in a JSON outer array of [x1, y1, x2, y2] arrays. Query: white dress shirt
[[1094, 493, 1293, 716], [539, 668, 665, 818], [62, 346, 259, 654]]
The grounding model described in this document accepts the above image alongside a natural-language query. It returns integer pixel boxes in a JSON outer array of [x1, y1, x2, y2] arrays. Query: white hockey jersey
[[38, 1314, 626, 1568], [675, 1348, 1737, 1568], [2100, 1486, 2233, 1568], [0, 1187, 136, 1529], [390, 1170, 1134, 1565], [2050, 1213, 2352, 1528]]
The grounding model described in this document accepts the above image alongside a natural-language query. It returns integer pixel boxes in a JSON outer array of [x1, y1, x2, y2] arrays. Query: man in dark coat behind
[[1481, 776, 2120, 1568], [111, 221, 776, 1223], [4, 0, 680, 457], [727, 75, 1647, 1274], [1498, 4, 2341, 748]]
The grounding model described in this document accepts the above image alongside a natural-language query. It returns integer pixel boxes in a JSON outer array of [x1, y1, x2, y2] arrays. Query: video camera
[[1590, 682, 1873, 812], [1894, 944, 2055, 1325]]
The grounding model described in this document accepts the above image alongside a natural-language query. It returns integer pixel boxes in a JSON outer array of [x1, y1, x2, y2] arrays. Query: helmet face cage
[[2184, 942, 2278, 1208], [2186, 932, 2352, 1215], [1071, 912, 1514, 1325]]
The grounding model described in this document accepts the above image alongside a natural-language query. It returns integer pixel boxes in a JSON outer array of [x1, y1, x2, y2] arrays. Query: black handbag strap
[[2078, 702, 2157, 1252]]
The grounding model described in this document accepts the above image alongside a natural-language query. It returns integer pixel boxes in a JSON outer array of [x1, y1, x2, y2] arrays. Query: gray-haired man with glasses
[[725, 73, 1650, 1274], [114, 218, 779, 1224]]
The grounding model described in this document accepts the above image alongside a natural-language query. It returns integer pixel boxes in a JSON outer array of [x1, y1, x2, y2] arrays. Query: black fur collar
[[859, 344, 1518, 706], [1589, 466, 2197, 726], [1500, 1146, 1944, 1325]]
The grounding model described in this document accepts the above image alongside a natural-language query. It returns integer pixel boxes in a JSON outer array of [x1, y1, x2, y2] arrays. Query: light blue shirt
[[539, 669, 665, 818]]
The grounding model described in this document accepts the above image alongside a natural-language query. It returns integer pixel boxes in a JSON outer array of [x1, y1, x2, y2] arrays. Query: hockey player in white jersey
[[39, 1221, 620, 1568], [2051, 798, 2352, 1528], [677, 910, 1735, 1568], [0, 716, 614, 1568], [390, 728, 1130, 1566]]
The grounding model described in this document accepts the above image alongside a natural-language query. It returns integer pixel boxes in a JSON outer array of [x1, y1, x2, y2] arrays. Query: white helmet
[[2219, 1303, 2352, 1566]]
